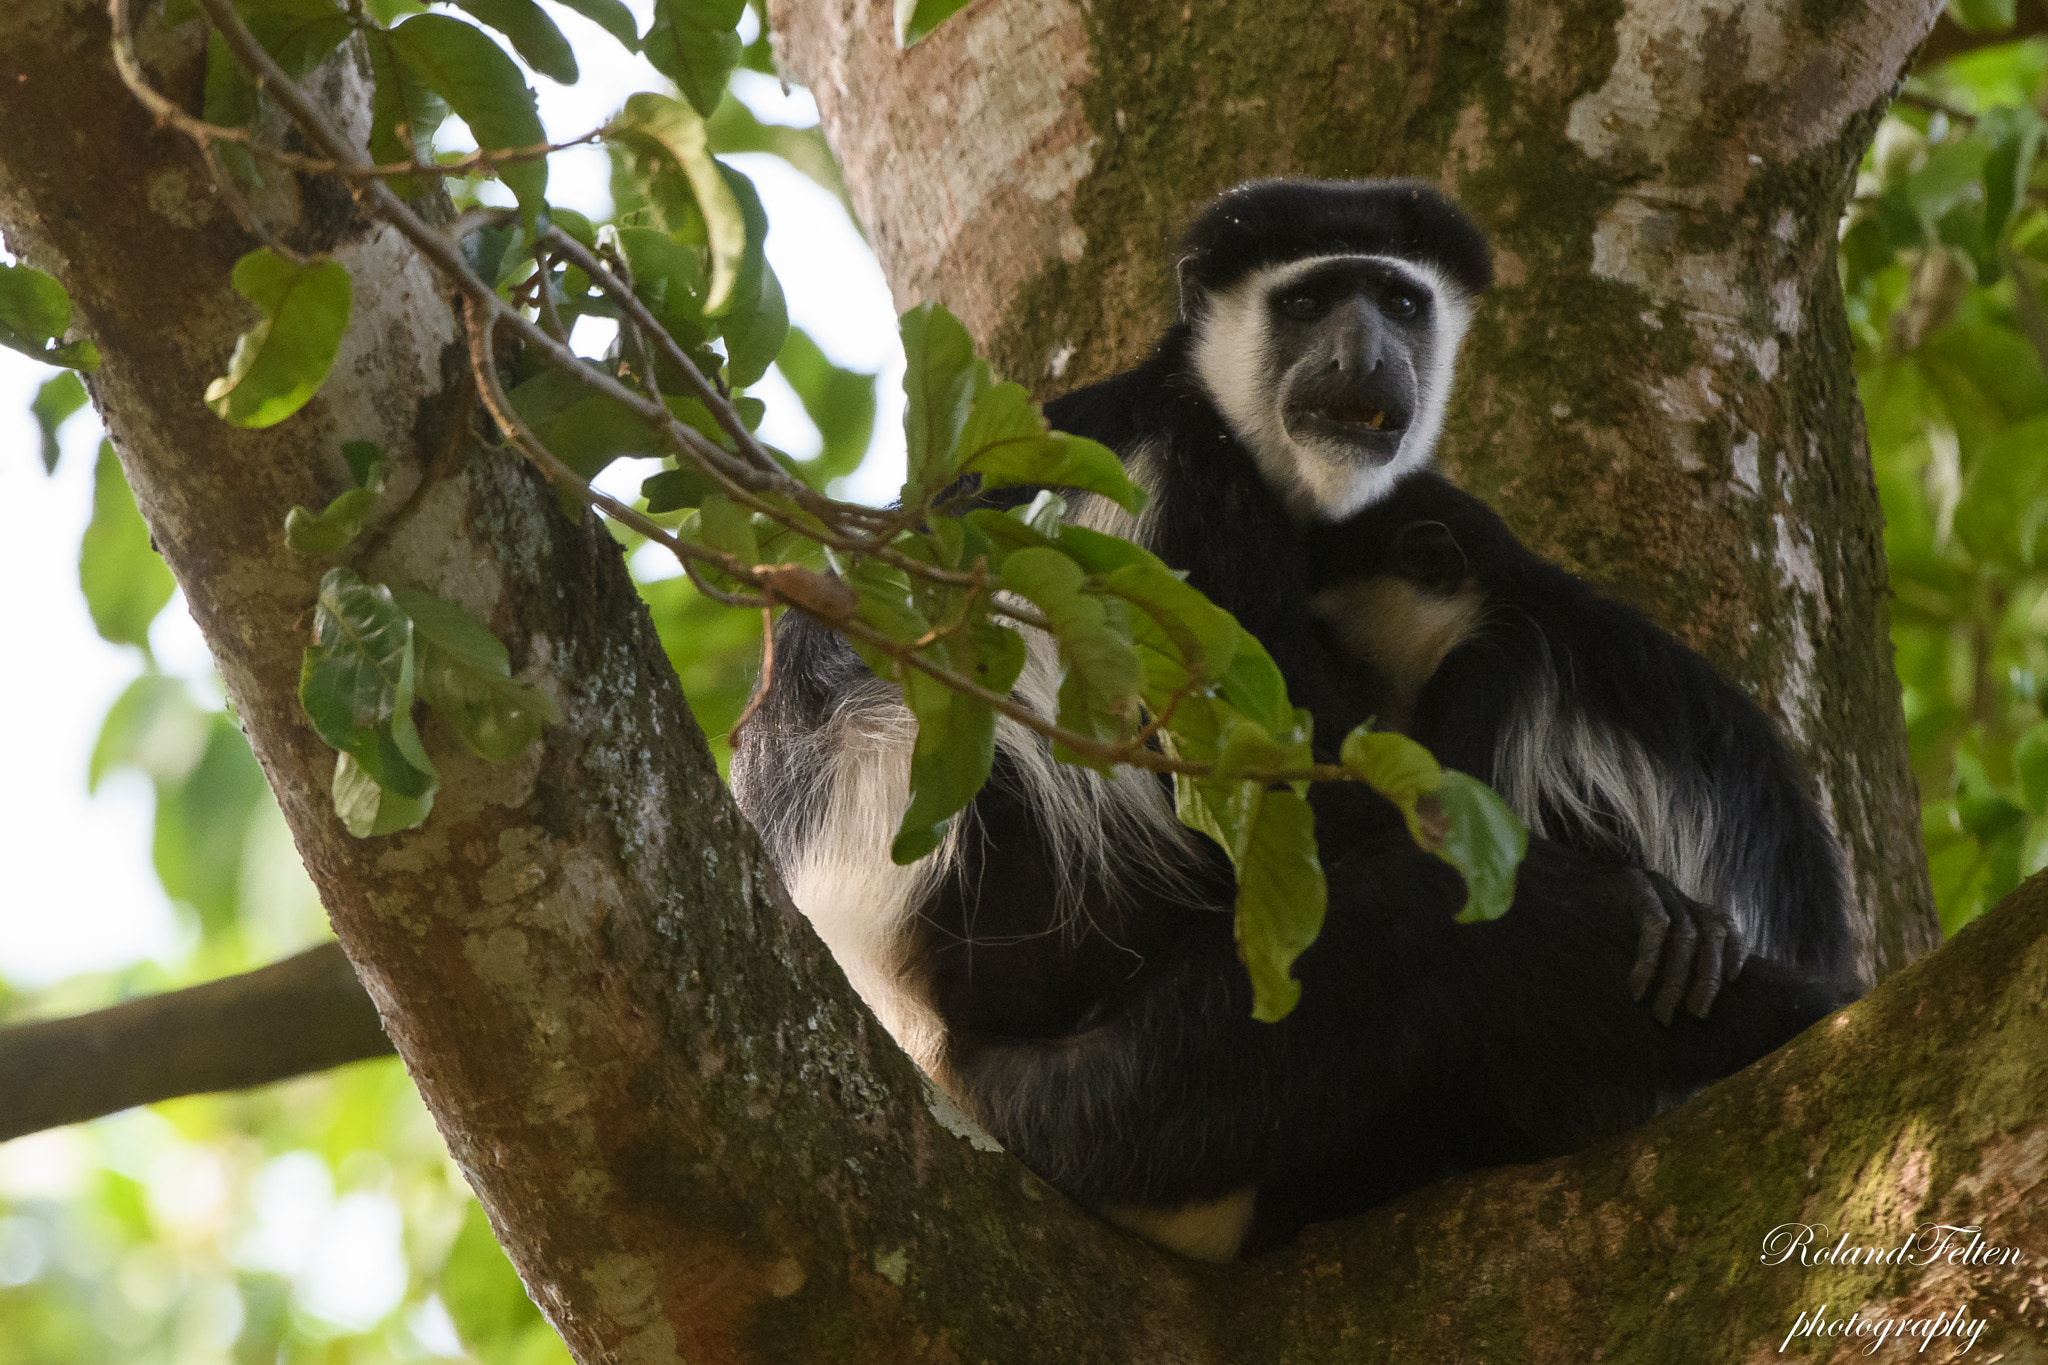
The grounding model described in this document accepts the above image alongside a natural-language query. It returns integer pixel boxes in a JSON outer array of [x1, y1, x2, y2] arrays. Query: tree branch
[[0, 943, 391, 1141], [1914, 4, 2048, 70]]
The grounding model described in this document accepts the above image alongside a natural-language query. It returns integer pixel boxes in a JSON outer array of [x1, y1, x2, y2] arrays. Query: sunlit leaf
[[610, 94, 747, 312], [204, 250, 353, 428]]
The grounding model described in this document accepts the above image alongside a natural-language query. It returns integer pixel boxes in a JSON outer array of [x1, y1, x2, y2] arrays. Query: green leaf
[[440, 1202, 562, 1361], [79, 441, 175, 649], [1950, 0, 2018, 31], [1981, 106, 2044, 255], [153, 714, 269, 936], [611, 225, 712, 347], [693, 493, 759, 563], [365, 25, 449, 197], [891, 624, 1025, 863], [551, 0, 639, 49], [301, 567, 414, 741], [644, 0, 745, 116], [1339, 726, 1528, 921], [776, 326, 876, 484], [706, 95, 853, 216], [285, 484, 379, 558], [0, 262, 98, 370], [1102, 562, 1239, 682], [449, 0, 578, 82], [396, 588, 559, 764], [390, 13, 549, 219], [2016, 721, 2048, 815], [202, 29, 262, 186], [342, 439, 385, 486], [544, 393, 663, 481], [1954, 415, 2048, 569], [1000, 546, 1145, 752], [31, 370, 88, 474], [899, 302, 990, 498], [722, 260, 787, 387], [895, 0, 971, 47], [390, 587, 511, 673], [1231, 785, 1325, 1022], [1339, 727, 1445, 847], [299, 567, 437, 809], [611, 94, 747, 313], [642, 463, 719, 512], [204, 250, 353, 428], [1435, 771, 1526, 924], [241, 0, 355, 78], [718, 164, 773, 328], [955, 382, 1146, 512], [333, 749, 435, 836], [90, 673, 206, 792]]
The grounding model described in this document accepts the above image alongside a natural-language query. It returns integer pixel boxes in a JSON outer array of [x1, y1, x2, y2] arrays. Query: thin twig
[[533, 248, 570, 345], [728, 606, 778, 739]]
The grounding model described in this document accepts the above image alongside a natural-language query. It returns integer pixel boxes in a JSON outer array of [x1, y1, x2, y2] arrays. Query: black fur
[[1305, 472, 1854, 980], [1179, 178, 1492, 301]]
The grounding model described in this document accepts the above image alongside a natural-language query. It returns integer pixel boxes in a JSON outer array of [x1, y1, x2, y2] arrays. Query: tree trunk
[[775, 0, 1945, 984], [4, 0, 2033, 1361]]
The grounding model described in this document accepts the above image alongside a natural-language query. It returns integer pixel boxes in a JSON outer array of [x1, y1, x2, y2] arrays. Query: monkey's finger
[[1650, 910, 1700, 1027], [1686, 922, 1728, 1020], [1626, 881, 1671, 1003], [1721, 920, 1750, 985]]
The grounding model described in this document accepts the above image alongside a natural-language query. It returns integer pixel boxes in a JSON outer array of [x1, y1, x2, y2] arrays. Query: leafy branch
[[105, 0, 1529, 1018]]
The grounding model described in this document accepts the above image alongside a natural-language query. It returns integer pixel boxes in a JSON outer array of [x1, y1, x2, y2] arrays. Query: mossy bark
[[777, 0, 1945, 982]]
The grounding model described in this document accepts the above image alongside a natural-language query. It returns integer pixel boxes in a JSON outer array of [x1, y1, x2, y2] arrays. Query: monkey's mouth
[[1287, 394, 1414, 460], [1320, 402, 1396, 431]]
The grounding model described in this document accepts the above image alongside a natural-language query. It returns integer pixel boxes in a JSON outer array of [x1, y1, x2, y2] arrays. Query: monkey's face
[[1268, 259, 1429, 467], [1191, 254, 1473, 523]]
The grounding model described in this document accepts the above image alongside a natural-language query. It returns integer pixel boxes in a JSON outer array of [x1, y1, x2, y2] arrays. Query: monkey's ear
[[1392, 521, 1467, 593]]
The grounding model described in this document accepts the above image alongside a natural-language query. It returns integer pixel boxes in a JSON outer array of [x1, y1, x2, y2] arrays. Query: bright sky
[[0, 5, 904, 988]]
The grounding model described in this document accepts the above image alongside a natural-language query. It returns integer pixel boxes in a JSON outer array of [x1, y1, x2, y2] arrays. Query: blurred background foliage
[[1845, 0, 2048, 934], [4, 0, 2046, 1360]]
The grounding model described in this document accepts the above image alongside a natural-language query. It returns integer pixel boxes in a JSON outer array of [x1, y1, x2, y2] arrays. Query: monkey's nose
[[1331, 307, 1385, 375]]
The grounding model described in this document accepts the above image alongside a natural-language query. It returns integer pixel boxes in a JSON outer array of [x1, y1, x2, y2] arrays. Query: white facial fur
[[1189, 253, 1474, 522]]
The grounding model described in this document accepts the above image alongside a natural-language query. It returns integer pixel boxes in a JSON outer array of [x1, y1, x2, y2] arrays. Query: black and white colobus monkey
[[1139, 176, 1855, 992], [732, 178, 1848, 1261]]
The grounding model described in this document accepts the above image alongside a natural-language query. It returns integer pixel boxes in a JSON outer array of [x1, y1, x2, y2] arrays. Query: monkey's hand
[[1618, 869, 1748, 1025]]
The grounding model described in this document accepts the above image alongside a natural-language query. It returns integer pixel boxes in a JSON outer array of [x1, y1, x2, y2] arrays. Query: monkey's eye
[[1383, 289, 1421, 320], [1279, 293, 1325, 320]]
